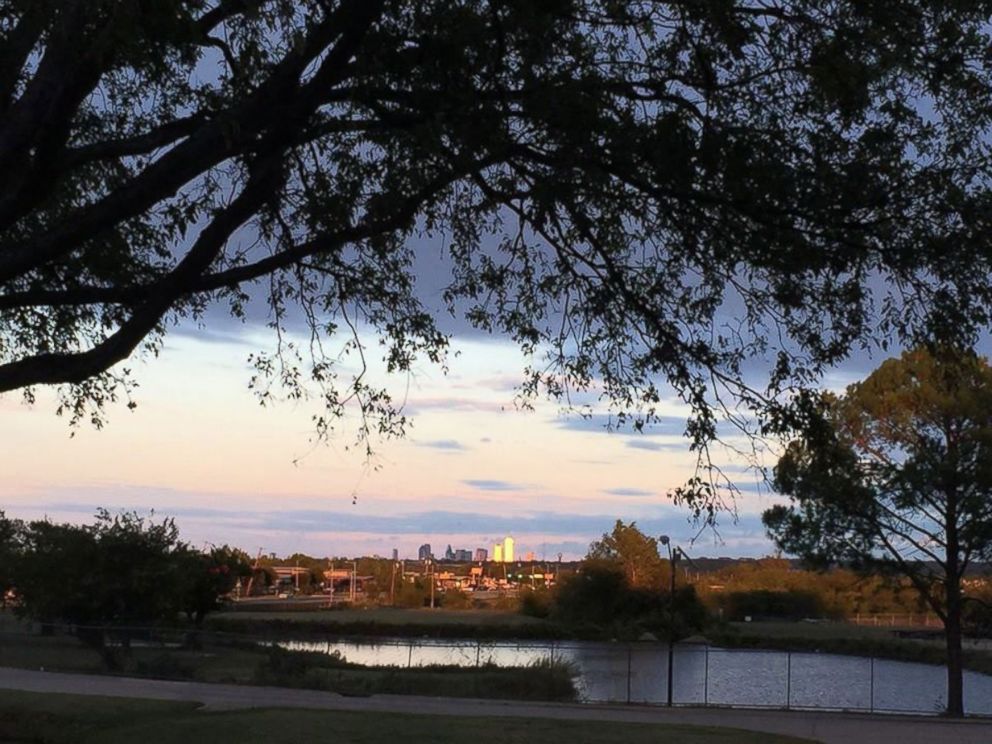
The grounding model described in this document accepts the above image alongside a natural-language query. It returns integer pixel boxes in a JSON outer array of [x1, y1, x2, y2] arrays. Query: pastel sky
[[0, 312, 840, 560]]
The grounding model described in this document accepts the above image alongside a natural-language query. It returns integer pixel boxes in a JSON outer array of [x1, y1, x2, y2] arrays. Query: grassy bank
[[708, 621, 992, 676], [206, 606, 569, 640], [0, 690, 815, 744]]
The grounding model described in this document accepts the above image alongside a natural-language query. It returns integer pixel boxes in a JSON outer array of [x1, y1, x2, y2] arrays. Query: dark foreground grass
[[0, 690, 815, 744]]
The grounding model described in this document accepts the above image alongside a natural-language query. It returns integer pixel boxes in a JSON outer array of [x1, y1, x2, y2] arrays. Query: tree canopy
[[4, 2, 992, 511], [764, 347, 992, 717], [587, 519, 664, 589]]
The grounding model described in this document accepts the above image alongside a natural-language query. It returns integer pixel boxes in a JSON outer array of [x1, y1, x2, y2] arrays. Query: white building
[[503, 536, 514, 563], [493, 543, 503, 562]]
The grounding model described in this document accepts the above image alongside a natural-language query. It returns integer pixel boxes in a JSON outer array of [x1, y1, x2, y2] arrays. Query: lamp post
[[659, 535, 680, 707]]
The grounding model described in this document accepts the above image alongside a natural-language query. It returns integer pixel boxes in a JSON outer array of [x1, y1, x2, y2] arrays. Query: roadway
[[1, 666, 991, 744]]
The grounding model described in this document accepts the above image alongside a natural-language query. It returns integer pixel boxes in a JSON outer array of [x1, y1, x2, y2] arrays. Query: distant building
[[445, 544, 455, 560], [392, 548, 399, 561], [525, 551, 535, 562], [455, 549, 472, 561], [503, 536, 514, 563], [418, 543, 432, 561], [474, 548, 488, 562], [493, 543, 503, 562]]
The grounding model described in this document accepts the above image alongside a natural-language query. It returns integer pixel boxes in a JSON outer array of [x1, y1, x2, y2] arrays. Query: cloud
[[625, 439, 688, 452], [602, 487, 656, 497], [170, 324, 257, 348], [461, 479, 522, 491], [416, 439, 468, 452], [7, 498, 781, 558], [554, 413, 686, 436], [404, 396, 503, 414]]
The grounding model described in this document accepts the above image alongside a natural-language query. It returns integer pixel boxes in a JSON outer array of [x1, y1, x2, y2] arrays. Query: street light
[[659, 535, 680, 707]]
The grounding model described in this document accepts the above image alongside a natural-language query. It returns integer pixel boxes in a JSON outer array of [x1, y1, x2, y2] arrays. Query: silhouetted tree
[[3, 3, 992, 514], [764, 348, 992, 717], [179, 544, 252, 627], [15, 510, 188, 647], [0, 511, 23, 604]]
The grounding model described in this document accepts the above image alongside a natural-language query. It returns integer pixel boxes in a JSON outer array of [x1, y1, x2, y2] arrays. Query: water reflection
[[280, 638, 992, 715]]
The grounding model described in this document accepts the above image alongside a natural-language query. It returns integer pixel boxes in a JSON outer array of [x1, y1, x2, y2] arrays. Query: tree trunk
[[945, 582, 965, 717]]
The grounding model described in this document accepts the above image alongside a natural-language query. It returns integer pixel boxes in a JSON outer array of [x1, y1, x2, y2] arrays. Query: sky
[[0, 312, 829, 561]]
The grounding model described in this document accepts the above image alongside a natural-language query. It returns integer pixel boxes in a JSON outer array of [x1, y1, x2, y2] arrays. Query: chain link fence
[[2, 623, 990, 716]]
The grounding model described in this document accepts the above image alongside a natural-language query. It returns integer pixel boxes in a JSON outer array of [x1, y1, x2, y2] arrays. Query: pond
[[278, 637, 992, 715]]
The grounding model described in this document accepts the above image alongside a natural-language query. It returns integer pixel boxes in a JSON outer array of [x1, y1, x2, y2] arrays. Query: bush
[[519, 587, 552, 619], [440, 589, 471, 609], [719, 590, 828, 621]]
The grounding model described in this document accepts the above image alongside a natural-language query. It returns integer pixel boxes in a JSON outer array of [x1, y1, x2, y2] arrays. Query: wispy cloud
[[461, 479, 523, 492], [602, 487, 656, 497], [404, 396, 503, 414], [416, 439, 468, 452]]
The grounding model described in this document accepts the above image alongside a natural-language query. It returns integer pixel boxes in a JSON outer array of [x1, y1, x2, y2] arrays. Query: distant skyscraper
[[503, 536, 514, 563], [445, 544, 455, 560], [474, 548, 488, 562], [392, 548, 399, 561], [455, 549, 472, 561], [493, 543, 503, 562], [418, 543, 432, 561]]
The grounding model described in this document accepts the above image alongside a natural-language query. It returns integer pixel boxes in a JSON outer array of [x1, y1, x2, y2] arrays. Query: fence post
[[407, 642, 413, 668], [626, 645, 632, 704], [703, 645, 709, 706], [786, 652, 791, 710], [476, 640, 481, 668], [870, 656, 875, 713]]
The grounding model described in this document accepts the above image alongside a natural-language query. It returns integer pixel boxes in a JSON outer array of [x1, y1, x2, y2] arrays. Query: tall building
[[503, 536, 514, 563], [418, 543, 432, 561], [474, 548, 488, 562], [455, 549, 472, 561], [392, 548, 399, 561], [445, 544, 455, 560], [493, 543, 503, 562]]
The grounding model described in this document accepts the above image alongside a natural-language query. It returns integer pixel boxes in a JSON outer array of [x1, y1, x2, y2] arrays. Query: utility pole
[[390, 561, 398, 606], [351, 560, 357, 603], [660, 535, 678, 707], [244, 547, 264, 598], [427, 558, 435, 609]]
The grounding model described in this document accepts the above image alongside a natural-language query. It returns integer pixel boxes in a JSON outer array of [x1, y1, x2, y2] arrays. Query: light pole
[[659, 535, 680, 707]]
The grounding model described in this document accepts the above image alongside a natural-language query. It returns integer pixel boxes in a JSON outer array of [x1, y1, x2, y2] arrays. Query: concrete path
[[2, 666, 991, 744]]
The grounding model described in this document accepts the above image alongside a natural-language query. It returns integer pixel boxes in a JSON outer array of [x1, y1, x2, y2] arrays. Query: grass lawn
[[206, 606, 564, 641], [727, 621, 905, 641], [709, 620, 992, 676], [0, 690, 815, 744]]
